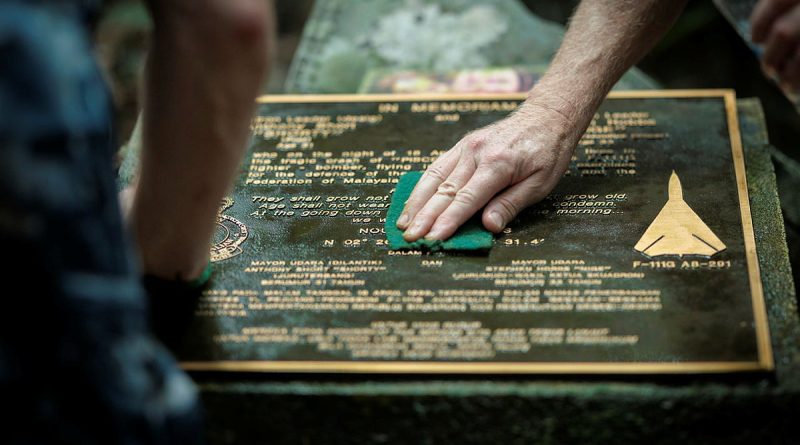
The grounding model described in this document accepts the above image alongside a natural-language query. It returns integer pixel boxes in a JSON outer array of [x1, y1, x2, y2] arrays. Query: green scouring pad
[[385, 171, 494, 251]]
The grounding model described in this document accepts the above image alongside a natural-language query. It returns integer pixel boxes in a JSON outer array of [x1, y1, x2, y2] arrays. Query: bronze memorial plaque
[[180, 91, 773, 374]]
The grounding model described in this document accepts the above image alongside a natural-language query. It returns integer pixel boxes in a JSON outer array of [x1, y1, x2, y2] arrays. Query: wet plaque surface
[[183, 91, 773, 374]]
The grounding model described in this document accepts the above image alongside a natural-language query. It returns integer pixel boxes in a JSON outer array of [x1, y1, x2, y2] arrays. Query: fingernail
[[489, 211, 504, 230], [425, 226, 444, 241], [403, 222, 423, 240], [397, 212, 409, 228]]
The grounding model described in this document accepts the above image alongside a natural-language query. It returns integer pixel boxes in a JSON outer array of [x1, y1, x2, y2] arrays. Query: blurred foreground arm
[[130, 0, 272, 280], [399, 0, 687, 242], [751, 0, 800, 91]]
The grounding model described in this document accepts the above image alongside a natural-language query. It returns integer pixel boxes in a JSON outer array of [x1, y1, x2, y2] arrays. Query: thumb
[[482, 176, 549, 232]]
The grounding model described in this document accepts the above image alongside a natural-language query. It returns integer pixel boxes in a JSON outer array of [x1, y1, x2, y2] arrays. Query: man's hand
[[398, 100, 577, 242], [398, 0, 686, 242], [751, 0, 800, 91]]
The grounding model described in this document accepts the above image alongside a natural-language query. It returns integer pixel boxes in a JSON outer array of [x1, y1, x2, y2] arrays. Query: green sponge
[[384, 171, 494, 251]]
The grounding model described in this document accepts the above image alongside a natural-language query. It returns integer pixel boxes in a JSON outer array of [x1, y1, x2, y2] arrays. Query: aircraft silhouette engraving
[[634, 171, 726, 257]]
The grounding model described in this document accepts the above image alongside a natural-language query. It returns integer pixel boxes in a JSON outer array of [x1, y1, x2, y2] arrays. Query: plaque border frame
[[183, 90, 774, 374]]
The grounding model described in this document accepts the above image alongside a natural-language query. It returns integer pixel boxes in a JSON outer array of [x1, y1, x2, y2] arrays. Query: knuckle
[[464, 134, 486, 151], [453, 187, 479, 206], [482, 150, 513, 165], [435, 181, 460, 198], [414, 210, 433, 222], [481, 152, 516, 176], [494, 196, 520, 218], [424, 165, 448, 182], [490, 162, 515, 179]]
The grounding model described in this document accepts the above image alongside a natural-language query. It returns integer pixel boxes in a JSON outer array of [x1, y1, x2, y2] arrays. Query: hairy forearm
[[526, 0, 687, 132], [398, 0, 687, 241]]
